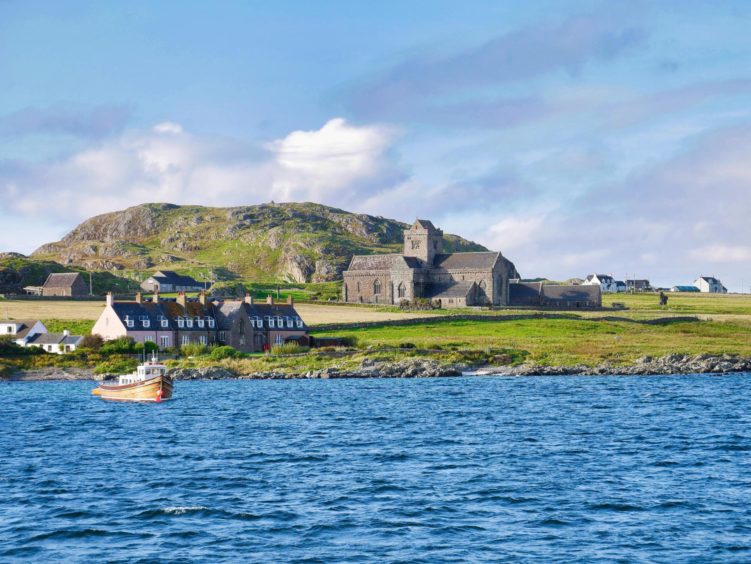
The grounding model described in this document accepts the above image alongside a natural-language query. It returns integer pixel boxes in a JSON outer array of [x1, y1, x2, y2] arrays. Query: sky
[[1, 0, 750, 289]]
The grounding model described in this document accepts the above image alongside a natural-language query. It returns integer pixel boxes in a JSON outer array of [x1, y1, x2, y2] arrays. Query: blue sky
[[2, 1, 751, 288]]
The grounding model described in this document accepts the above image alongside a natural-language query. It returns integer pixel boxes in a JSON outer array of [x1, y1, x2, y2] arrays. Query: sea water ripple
[[1, 374, 751, 562]]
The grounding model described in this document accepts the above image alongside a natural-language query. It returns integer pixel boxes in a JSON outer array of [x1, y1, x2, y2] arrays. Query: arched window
[[397, 282, 406, 298], [357, 281, 361, 293], [373, 279, 381, 295]]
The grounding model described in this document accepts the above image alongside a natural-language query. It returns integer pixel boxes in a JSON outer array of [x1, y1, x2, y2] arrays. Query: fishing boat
[[92, 357, 173, 402]]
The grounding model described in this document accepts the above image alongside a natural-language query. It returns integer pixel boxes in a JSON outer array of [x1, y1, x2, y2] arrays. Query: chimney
[[106, 292, 114, 306], [287, 295, 293, 305], [153, 290, 160, 304], [63, 329, 70, 337], [266, 295, 274, 305], [199, 290, 206, 305], [244, 293, 253, 305], [135, 292, 142, 304], [177, 291, 186, 307]]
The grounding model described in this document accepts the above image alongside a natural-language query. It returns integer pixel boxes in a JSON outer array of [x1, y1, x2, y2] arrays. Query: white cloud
[[690, 245, 751, 263], [0, 117, 404, 241]]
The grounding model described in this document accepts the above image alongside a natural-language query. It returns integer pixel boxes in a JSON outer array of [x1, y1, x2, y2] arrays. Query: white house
[[694, 276, 728, 294], [26, 330, 83, 354], [583, 274, 619, 293], [0, 320, 47, 346]]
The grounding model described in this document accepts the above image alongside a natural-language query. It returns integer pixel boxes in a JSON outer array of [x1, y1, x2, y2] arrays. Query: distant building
[[343, 219, 519, 308], [141, 271, 204, 293], [671, 285, 700, 293], [0, 320, 47, 346], [92, 291, 308, 353], [582, 274, 618, 293], [694, 276, 727, 294], [615, 281, 627, 293], [626, 280, 652, 292], [509, 282, 601, 308], [41, 273, 88, 297], [26, 330, 83, 354]]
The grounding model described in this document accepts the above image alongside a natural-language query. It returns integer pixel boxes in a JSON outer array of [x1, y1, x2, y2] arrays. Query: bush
[[79, 334, 104, 350], [210, 345, 241, 360], [399, 342, 416, 349], [134, 341, 159, 354], [94, 357, 138, 375], [270, 342, 310, 355], [101, 336, 135, 354], [180, 342, 210, 357]]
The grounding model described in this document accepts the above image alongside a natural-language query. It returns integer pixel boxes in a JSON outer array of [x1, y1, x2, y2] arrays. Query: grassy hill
[[31, 202, 488, 283]]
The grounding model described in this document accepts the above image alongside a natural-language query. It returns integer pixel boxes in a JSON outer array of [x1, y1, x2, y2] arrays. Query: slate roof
[[28, 332, 83, 346], [414, 219, 439, 231], [672, 285, 700, 292], [43, 273, 82, 288], [0, 320, 42, 339], [542, 285, 601, 301], [509, 282, 543, 300], [423, 281, 475, 299], [348, 255, 401, 271], [213, 301, 307, 330], [111, 300, 216, 331], [586, 274, 614, 283], [150, 271, 202, 286], [699, 276, 723, 285], [432, 252, 499, 270]]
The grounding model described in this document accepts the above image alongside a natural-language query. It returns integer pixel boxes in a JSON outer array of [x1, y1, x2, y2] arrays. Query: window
[[6, 327, 12, 334], [140, 316, 150, 328], [276, 316, 284, 327], [159, 316, 168, 328], [274, 334, 283, 345], [296, 318, 303, 328], [357, 281, 360, 293], [255, 317, 263, 328], [125, 316, 134, 328], [177, 318, 185, 328], [411, 239, 420, 250], [197, 318, 205, 328], [268, 317, 275, 328], [286, 317, 293, 328], [145, 335, 154, 342], [397, 283, 406, 298], [186, 318, 193, 328], [181, 335, 190, 346], [218, 331, 226, 342], [207, 318, 215, 328], [250, 318, 256, 328], [199, 336, 207, 345], [373, 280, 381, 295], [159, 335, 170, 349]]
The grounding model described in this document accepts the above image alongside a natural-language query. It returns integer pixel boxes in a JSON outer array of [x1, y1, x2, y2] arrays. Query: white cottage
[[583, 274, 619, 293], [694, 276, 727, 294]]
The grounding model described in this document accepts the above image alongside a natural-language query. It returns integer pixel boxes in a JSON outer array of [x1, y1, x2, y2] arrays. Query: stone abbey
[[342, 220, 519, 308]]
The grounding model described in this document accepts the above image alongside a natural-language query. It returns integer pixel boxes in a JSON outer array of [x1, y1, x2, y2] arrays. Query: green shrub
[[101, 336, 135, 354], [134, 341, 159, 354], [180, 342, 210, 357], [210, 345, 241, 360], [270, 342, 310, 355], [94, 357, 138, 375]]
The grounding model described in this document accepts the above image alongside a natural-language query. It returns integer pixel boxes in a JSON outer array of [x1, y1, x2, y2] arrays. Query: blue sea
[[2, 374, 751, 562]]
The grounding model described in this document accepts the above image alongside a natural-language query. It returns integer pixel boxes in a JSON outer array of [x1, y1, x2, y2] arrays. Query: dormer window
[[207, 317, 215, 328], [286, 317, 293, 328], [197, 318, 205, 328], [159, 316, 168, 328], [139, 315, 150, 328], [267, 316, 275, 328], [256, 317, 263, 328], [177, 318, 185, 328], [125, 316, 134, 328], [296, 318, 303, 328], [186, 318, 193, 328], [276, 316, 284, 327]]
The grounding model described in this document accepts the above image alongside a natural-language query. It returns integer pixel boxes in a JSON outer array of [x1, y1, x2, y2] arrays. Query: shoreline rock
[[5, 354, 751, 381]]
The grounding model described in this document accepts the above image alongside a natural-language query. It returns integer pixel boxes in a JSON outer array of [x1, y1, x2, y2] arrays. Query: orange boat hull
[[93, 375, 174, 402]]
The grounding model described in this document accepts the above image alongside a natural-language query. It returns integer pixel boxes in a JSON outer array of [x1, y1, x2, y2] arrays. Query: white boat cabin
[[118, 360, 168, 386]]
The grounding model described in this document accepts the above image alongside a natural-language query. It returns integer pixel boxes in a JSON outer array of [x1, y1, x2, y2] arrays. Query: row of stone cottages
[[92, 291, 309, 353]]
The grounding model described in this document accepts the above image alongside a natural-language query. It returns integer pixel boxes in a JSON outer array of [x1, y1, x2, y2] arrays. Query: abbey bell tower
[[403, 219, 443, 264]]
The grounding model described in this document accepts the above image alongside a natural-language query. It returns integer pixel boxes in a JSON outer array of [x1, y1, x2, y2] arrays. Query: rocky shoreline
[[5, 354, 751, 382]]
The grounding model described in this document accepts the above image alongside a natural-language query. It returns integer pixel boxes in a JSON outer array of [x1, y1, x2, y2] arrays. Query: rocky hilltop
[[32, 202, 487, 282]]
